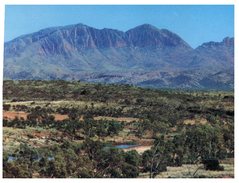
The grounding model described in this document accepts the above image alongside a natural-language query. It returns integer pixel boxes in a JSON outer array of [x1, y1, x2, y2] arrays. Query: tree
[[107, 120, 123, 136], [184, 124, 224, 163], [202, 158, 224, 171], [142, 136, 168, 178], [122, 163, 139, 178], [68, 108, 80, 121], [3, 104, 11, 111], [124, 150, 140, 167]]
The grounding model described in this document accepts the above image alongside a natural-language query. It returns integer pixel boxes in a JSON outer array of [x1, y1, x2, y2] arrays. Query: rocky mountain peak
[[125, 24, 191, 48], [197, 37, 234, 49], [222, 37, 234, 47]]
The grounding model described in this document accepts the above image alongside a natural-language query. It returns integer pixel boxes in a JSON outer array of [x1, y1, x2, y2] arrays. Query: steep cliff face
[[4, 23, 234, 90]]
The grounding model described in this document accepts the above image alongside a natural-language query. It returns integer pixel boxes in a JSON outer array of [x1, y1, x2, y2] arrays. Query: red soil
[[3, 111, 28, 120], [3, 111, 68, 121]]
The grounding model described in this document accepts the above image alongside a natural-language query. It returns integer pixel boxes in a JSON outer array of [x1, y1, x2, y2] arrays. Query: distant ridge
[[4, 23, 234, 90]]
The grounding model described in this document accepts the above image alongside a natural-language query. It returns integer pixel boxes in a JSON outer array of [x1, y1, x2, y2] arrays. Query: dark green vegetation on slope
[[3, 80, 234, 178]]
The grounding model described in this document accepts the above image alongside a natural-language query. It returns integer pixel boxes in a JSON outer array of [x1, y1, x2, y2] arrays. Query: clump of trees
[[3, 106, 124, 140], [3, 80, 234, 178], [3, 140, 141, 178], [3, 121, 231, 178]]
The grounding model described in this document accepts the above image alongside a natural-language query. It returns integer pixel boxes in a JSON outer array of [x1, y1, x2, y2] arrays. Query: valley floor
[[3, 80, 234, 178]]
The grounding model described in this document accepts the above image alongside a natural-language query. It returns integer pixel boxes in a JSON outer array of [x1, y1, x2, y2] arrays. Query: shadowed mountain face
[[4, 23, 234, 90]]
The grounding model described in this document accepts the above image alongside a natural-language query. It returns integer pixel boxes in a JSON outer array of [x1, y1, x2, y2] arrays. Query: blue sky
[[4, 5, 234, 48]]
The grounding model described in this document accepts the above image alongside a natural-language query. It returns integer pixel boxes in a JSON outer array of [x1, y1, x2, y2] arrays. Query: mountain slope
[[4, 23, 234, 90]]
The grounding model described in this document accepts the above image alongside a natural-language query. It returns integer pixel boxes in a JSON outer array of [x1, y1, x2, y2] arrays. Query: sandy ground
[[124, 145, 151, 153]]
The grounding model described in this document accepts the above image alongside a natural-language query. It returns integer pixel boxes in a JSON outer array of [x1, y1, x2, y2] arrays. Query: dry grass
[[183, 118, 208, 125], [94, 116, 139, 123], [198, 99, 234, 111], [139, 162, 234, 178], [4, 100, 116, 110], [3, 127, 61, 152]]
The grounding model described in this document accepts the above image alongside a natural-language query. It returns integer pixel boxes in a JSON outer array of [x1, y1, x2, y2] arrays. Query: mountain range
[[4, 23, 234, 90]]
